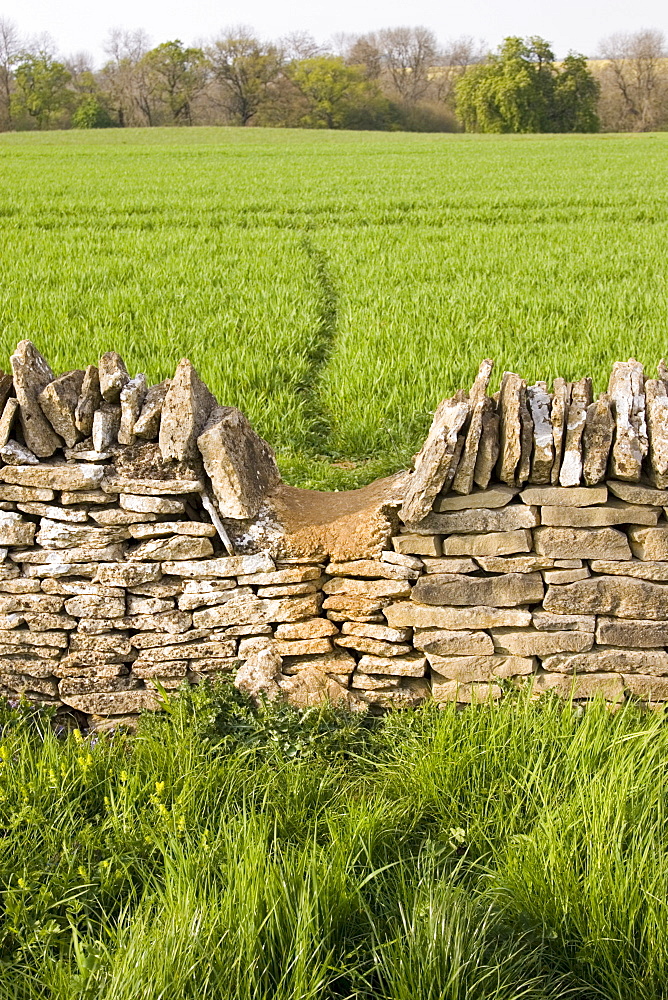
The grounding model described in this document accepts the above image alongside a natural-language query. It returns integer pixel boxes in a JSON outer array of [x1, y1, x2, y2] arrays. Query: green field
[[0, 128, 666, 487]]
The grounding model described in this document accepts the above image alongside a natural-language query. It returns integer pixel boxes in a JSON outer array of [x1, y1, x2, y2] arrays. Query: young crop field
[[0, 128, 666, 487]]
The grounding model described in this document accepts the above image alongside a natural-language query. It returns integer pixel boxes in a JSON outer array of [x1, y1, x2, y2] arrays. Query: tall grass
[[0, 685, 667, 998]]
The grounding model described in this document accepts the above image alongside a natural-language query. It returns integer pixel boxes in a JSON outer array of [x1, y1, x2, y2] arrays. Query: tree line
[[0, 20, 666, 134]]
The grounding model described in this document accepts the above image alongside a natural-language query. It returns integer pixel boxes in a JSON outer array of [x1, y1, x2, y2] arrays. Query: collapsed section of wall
[[0, 343, 667, 725]]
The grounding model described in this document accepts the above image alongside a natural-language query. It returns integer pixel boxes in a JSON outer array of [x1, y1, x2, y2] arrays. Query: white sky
[[2, 0, 666, 65]]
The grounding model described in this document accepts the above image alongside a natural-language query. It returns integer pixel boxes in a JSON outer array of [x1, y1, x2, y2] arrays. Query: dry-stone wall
[[2, 345, 668, 726]]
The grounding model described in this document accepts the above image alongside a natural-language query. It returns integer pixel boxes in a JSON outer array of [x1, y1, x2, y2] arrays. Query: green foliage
[[142, 40, 207, 125], [1, 685, 668, 997], [288, 57, 395, 129], [11, 53, 72, 129], [72, 96, 115, 129], [456, 36, 599, 133]]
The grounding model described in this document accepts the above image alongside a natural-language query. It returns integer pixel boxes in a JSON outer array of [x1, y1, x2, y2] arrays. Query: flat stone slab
[[385, 602, 532, 630], [533, 526, 631, 560], [433, 485, 518, 511], [0, 463, 104, 491], [519, 485, 607, 506], [544, 575, 668, 619], [411, 571, 543, 607]]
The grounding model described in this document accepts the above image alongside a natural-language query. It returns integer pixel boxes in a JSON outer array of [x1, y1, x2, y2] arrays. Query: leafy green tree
[[72, 95, 115, 128], [142, 40, 206, 125], [288, 56, 394, 129], [208, 29, 282, 125], [12, 52, 71, 128], [456, 36, 599, 133]]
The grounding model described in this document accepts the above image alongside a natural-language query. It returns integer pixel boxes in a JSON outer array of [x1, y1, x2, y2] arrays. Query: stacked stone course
[[2, 344, 668, 724]]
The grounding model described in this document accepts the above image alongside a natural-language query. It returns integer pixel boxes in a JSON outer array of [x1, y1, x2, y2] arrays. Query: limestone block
[[322, 595, 388, 614], [0, 398, 18, 448], [98, 352, 129, 403], [38, 369, 85, 448], [280, 649, 355, 676], [0, 513, 36, 546], [406, 505, 538, 535], [559, 377, 592, 486], [238, 566, 323, 586], [70, 635, 133, 655], [0, 440, 38, 465], [1, 675, 59, 698], [475, 556, 560, 573], [322, 578, 411, 599], [0, 463, 104, 491], [432, 679, 503, 703], [197, 405, 281, 519], [442, 529, 532, 557], [628, 525, 668, 561], [543, 647, 668, 674], [434, 484, 518, 511], [413, 628, 494, 656], [23, 613, 77, 631], [362, 679, 430, 709], [608, 359, 648, 481], [473, 406, 500, 489], [133, 662, 188, 679], [193, 593, 321, 629], [159, 359, 217, 462], [496, 372, 524, 485], [138, 639, 237, 662], [401, 393, 469, 522], [278, 666, 363, 710], [102, 475, 204, 496], [16, 543, 125, 564], [62, 690, 161, 714], [589, 560, 668, 582], [64, 595, 126, 619], [646, 378, 668, 488], [118, 374, 147, 446], [131, 628, 208, 649], [325, 559, 418, 581], [272, 638, 332, 657], [128, 522, 217, 540], [127, 536, 213, 561], [430, 654, 534, 682], [533, 526, 631, 560], [392, 534, 441, 556], [543, 575, 668, 619], [542, 568, 590, 584], [92, 509, 157, 526], [41, 580, 124, 596], [178, 587, 251, 611], [490, 628, 593, 656], [381, 550, 423, 570], [161, 552, 275, 578], [125, 611, 192, 633], [92, 402, 121, 453], [335, 635, 412, 656], [527, 381, 554, 484], [550, 378, 571, 485], [532, 672, 624, 701], [0, 628, 68, 648], [129, 580, 183, 598], [385, 603, 532, 630], [10, 340, 61, 457], [596, 617, 668, 647], [607, 480, 668, 506], [74, 365, 102, 437], [421, 557, 478, 574], [532, 611, 595, 632], [411, 571, 543, 607], [61, 489, 111, 505], [274, 619, 338, 640], [519, 484, 607, 507], [36, 519, 130, 549], [17, 502, 88, 523], [623, 674, 668, 701], [352, 674, 403, 690], [340, 622, 411, 643], [452, 359, 493, 495], [540, 500, 659, 527], [356, 653, 427, 677], [582, 394, 614, 485]]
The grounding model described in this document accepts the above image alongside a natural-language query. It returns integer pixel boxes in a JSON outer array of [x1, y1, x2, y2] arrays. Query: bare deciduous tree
[[377, 26, 438, 104], [0, 17, 20, 128], [598, 29, 667, 130], [208, 27, 282, 125], [102, 28, 154, 126]]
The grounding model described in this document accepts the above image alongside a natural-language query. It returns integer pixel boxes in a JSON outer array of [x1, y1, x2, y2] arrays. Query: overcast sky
[[2, 0, 666, 64]]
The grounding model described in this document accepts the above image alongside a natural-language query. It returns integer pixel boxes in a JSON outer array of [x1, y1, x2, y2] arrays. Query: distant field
[[0, 128, 666, 488]]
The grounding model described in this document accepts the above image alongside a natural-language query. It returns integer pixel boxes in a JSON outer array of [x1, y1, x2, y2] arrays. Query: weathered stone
[[323, 596, 387, 614], [0, 398, 18, 448], [257, 582, 319, 598], [532, 611, 595, 632], [559, 377, 592, 487], [352, 673, 403, 690], [0, 439, 38, 465], [442, 529, 532, 557], [91, 509, 158, 526], [128, 521, 217, 540], [64, 595, 125, 618], [516, 382, 533, 485], [452, 359, 493, 495], [412, 571, 543, 607], [98, 352, 129, 403], [431, 654, 534, 683], [61, 489, 112, 505], [542, 568, 590, 584], [473, 406, 500, 489], [280, 649, 355, 675], [421, 557, 477, 574], [341, 622, 411, 643], [645, 378, 668, 488], [432, 678, 503, 703], [127, 536, 214, 561], [520, 484, 607, 507], [162, 552, 275, 578], [400, 393, 469, 523], [325, 559, 417, 581], [15, 543, 125, 564], [62, 690, 161, 714], [137, 639, 237, 663], [278, 665, 363, 710], [70, 634, 132, 655], [234, 646, 282, 702], [127, 610, 193, 633], [178, 588, 247, 611], [0, 660, 56, 679], [119, 493, 185, 514], [582, 394, 614, 486], [102, 475, 204, 496], [361, 679, 430, 709], [60, 677, 141, 697], [589, 560, 668, 582], [393, 534, 441, 557], [540, 500, 659, 527], [544, 575, 668, 619], [92, 402, 121, 453], [74, 365, 102, 437], [607, 480, 668, 505], [322, 578, 411, 600], [193, 593, 320, 629], [385, 603, 532, 630], [475, 556, 561, 573], [24, 613, 77, 631], [38, 369, 85, 448], [134, 379, 170, 440], [0, 580, 40, 594], [381, 550, 423, 570], [23, 563, 96, 579], [0, 513, 36, 546], [335, 635, 412, 656], [491, 628, 593, 656], [608, 359, 648, 481], [74, 619, 132, 635], [94, 563, 162, 587], [10, 340, 61, 457], [238, 566, 322, 586], [133, 662, 188, 679], [532, 672, 624, 701], [41, 580, 124, 597], [434, 484, 518, 512], [118, 374, 147, 446], [36, 519, 129, 549], [159, 359, 217, 462], [527, 381, 554, 484], [406, 505, 538, 535], [129, 580, 183, 598], [197, 405, 281, 519], [628, 525, 668, 561], [596, 617, 668, 647], [356, 653, 427, 677], [533, 526, 631, 560], [413, 629, 494, 656], [1, 674, 59, 698], [267, 638, 331, 657], [543, 647, 668, 674], [274, 619, 338, 640], [0, 627, 68, 648], [496, 372, 524, 485], [17, 502, 88, 523], [131, 627, 207, 649], [1, 463, 104, 491], [623, 674, 668, 701]]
